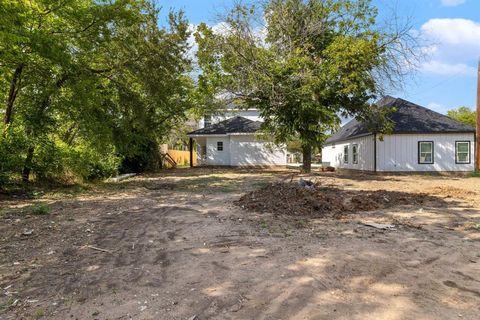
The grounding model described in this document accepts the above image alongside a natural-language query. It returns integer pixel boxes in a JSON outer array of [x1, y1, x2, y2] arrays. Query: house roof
[[325, 96, 476, 144], [188, 116, 262, 136]]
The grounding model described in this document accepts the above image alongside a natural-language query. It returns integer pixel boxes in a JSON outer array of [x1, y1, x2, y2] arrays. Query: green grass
[[217, 185, 238, 193], [1, 204, 52, 217], [30, 204, 51, 215], [251, 181, 272, 189], [33, 308, 45, 319], [469, 171, 480, 178]]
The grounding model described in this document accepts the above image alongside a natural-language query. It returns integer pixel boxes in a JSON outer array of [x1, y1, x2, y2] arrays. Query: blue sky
[[158, 0, 480, 114]]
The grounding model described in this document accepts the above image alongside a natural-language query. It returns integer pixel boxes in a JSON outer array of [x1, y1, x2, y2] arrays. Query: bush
[[0, 126, 29, 186]]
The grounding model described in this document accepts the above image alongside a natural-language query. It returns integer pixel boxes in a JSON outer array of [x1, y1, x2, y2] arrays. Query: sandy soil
[[0, 168, 479, 320]]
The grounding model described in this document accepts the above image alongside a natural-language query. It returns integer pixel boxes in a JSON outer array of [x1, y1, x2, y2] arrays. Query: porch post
[[189, 137, 194, 167]]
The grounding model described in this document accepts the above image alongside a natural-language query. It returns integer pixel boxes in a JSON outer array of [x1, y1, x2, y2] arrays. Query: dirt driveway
[[1, 168, 479, 320]]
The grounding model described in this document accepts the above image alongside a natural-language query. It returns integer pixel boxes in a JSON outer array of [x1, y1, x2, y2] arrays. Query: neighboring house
[[322, 96, 476, 172], [187, 108, 287, 167]]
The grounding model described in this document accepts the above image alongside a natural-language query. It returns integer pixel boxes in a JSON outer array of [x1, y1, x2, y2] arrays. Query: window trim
[[217, 141, 224, 151], [455, 141, 471, 164], [418, 141, 434, 164], [343, 145, 349, 164], [352, 144, 358, 164]]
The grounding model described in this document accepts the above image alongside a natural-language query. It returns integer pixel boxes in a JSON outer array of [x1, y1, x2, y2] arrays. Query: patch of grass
[[217, 185, 238, 193], [469, 171, 480, 178], [251, 181, 271, 189], [0, 297, 15, 311], [260, 220, 268, 229], [33, 308, 45, 319], [30, 204, 51, 215]]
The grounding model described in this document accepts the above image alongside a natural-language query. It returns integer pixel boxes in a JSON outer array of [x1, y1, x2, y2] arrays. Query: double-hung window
[[418, 141, 434, 164], [217, 141, 223, 151], [455, 141, 470, 164], [343, 145, 349, 164], [352, 144, 358, 164]]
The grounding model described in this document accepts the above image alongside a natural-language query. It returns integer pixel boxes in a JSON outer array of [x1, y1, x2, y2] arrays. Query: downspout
[[373, 133, 377, 173]]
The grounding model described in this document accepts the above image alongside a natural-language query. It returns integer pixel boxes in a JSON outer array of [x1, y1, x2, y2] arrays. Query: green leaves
[[0, 1, 194, 183], [195, 0, 416, 171], [447, 106, 476, 128]]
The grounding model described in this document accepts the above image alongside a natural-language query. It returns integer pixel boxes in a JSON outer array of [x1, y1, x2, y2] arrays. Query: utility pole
[[476, 60, 480, 171]]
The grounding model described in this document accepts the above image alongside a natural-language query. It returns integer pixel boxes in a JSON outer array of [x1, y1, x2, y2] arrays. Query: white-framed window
[[343, 145, 349, 163], [418, 141, 434, 164], [455, 141, 470, 164], [352, 144, 358, 164], [217, 141, 223, 151]]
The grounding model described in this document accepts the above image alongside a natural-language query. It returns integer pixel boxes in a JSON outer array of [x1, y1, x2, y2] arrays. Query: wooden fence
[[166, 150, 197, 167]]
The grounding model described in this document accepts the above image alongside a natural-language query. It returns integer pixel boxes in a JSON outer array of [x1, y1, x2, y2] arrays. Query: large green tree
[[0, 0, 193, 184], [447, 106, 476, 128], [195, 0, 417, 172]]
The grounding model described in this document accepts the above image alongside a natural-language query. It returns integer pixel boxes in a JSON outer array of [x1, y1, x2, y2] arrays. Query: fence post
[[189, 138, 194, 168]]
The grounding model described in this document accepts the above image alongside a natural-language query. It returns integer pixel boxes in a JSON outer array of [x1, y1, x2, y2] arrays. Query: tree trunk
[[22, 146, 34, 183], [4, 64, 24, 126], [302, 144, 312, 173], [21, 73, 71, 182]]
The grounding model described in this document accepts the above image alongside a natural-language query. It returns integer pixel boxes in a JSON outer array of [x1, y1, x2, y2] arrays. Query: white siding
[[377, 133, 475, 172], [322, 135, 375, 171], [206, 136, 230, 165], [203, 135, 286, 166], [230, 136, 286, 166]]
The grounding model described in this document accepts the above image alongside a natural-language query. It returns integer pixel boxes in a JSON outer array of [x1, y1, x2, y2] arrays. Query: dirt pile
[[235, 182, 432, 217]]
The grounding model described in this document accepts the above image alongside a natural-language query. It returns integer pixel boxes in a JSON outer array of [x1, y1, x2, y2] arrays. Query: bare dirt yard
[[1, 168, 479, 320]]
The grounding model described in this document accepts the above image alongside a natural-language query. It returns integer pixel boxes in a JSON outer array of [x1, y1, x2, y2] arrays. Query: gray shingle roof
[[325, 96, 475, 144], [188, 116, 262, 135]]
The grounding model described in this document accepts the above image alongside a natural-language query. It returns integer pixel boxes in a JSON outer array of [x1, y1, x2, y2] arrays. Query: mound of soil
[[235, 182, 431, 218]]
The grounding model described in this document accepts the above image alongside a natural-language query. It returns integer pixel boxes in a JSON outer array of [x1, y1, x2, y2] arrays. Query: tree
[[0, 0, 193, 184], [195, 0, 419, 172], [447, 107, 476, 128]]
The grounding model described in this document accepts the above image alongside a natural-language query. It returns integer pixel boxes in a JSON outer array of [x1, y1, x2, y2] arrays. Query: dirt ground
[[0, 168, 479, 320]]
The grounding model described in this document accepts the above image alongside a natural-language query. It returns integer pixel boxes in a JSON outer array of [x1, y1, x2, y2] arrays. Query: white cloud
[[421, 60, 476, 76], [440, 0, 466, 7], [421, 18, 480, 47], [418, 18, 480, 76]]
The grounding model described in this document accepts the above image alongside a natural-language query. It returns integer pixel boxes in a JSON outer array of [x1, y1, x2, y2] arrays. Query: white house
[[187, 107, 287, 167], [322, 96, 476, 172]]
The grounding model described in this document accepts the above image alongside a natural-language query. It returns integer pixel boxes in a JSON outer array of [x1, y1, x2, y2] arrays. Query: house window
[[418, 141, 434, 164], [352, 144, 358, 164], [204, 114, 212, 127], [217, 141, 223, 151], [455, 141, 470, 164], [343, 145, 349, 163]]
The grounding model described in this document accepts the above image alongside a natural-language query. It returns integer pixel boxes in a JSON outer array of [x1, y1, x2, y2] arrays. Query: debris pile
[[235, 182, 431, 218]]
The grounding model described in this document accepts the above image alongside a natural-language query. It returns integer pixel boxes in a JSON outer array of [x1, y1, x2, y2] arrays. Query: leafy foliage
[[0, 0, 193, 186], [447, 106, 476, 128], [195, 0, 418, 171]]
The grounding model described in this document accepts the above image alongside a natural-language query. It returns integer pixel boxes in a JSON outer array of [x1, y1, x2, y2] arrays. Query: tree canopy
[[447, 106, 476, 128], [0, 0, 194, 184], [195, 0, 418, 171]]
